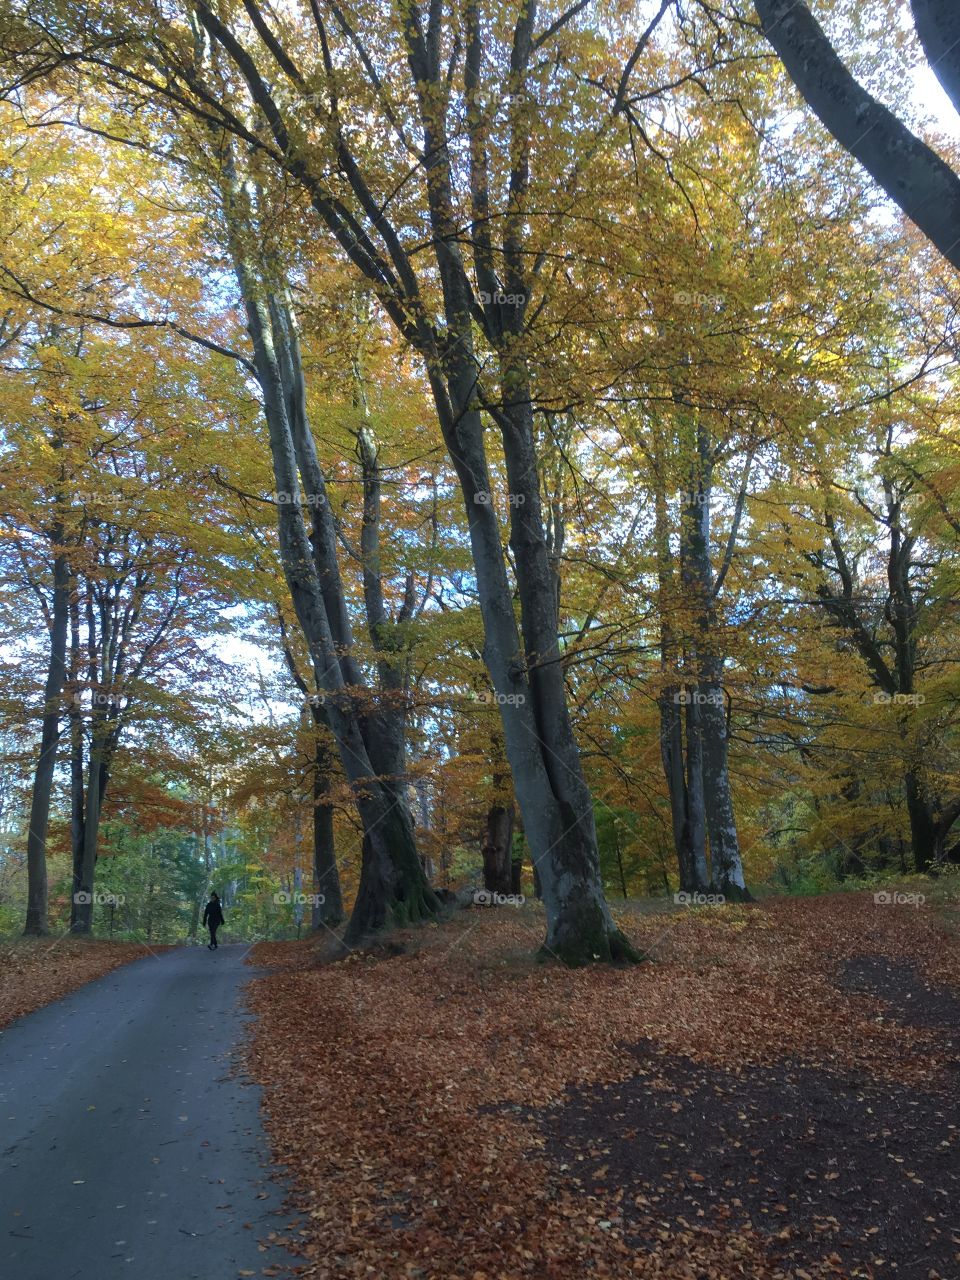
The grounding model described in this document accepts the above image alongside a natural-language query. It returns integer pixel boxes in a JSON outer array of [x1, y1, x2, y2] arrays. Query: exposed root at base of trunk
[[342, 884, 441, 952], [538, 924, 645, 968], [714, 881, 754, 904]]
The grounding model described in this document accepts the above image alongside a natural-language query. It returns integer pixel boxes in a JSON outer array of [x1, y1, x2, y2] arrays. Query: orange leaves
[[241, 894, 960, 1278], [235, 901, 957, 1280]]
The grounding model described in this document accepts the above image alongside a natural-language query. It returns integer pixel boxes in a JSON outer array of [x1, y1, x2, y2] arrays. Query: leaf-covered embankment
[[245, 894, 960, 1278]]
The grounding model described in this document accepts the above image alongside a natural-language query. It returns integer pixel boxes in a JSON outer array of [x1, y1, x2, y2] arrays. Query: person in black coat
[[202, 892, 224, 949]]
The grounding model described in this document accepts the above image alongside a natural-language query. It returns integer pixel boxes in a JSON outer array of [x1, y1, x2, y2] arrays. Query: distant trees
[[0, 307, 253, 934]]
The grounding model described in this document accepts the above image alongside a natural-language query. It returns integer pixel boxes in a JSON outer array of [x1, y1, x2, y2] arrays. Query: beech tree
[[215, 159, 441, 943], [5, 0, 652, 961]]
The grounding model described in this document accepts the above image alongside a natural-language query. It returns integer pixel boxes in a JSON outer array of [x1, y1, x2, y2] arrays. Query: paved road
[[0, 944, 296, 1280]]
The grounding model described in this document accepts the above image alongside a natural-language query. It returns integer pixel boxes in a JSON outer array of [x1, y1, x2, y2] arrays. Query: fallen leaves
[[242, 893, 960, 1278], [0, 937, 166, 1029]]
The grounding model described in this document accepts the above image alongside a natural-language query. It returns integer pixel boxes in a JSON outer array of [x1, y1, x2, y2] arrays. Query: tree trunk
[[428, 351, 635, 963], [680, 429, 749, 900], [23, 548, 70, 936], [654, 474, 709, 894], [68, 592, 85, 913], [70, 715, 108, 934], [495, 364, 636, 961], [482, 803, 515, 895], [682, 689, 710, 889], [700, 658, 751, 901], [312, 726, 344, 928], [911, 1, 960, 119], [905, 770, 936, 872]]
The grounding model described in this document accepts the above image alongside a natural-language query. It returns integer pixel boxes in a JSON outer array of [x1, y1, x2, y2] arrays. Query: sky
[[913, 64, 960, 138]]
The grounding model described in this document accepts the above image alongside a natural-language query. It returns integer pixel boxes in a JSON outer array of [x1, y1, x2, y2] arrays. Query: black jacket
[[203, 899, 224, 926]]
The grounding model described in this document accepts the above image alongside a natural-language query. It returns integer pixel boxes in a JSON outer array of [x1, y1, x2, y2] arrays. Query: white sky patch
[[912, 65, 960, 138]]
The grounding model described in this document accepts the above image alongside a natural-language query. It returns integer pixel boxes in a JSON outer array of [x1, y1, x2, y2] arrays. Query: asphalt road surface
[[1, 944, 296, 1280]]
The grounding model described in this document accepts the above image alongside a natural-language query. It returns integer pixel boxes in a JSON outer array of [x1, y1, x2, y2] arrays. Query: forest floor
[[0, 935, 170, 1029], [246, 888, 960, 1280]]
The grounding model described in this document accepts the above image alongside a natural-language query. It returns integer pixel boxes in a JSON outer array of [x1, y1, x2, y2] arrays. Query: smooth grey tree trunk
[[311, 723, 344, 928], [682, 476, 746, 900], [911, 1, 960, 118], [23, 547, 69, 936], [279, 628, 346, 930], [424, 349, 636, 962], [660, 422, 752, 901], [699, 654, 749, 900]]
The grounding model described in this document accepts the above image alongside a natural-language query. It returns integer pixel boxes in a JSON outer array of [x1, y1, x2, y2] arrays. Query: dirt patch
[[535, 1038, 960, 1279], [839, 954, 960, 1035]]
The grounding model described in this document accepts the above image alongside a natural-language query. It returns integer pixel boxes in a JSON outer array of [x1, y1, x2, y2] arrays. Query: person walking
[[202, 891, 224, 950]]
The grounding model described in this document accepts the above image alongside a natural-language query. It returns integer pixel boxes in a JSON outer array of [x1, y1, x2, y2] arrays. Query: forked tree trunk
[[494, 365, 638, 961], [680, 432, 750, 899], [654, 475, 709, 894], [223, 175, 437, 946]]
